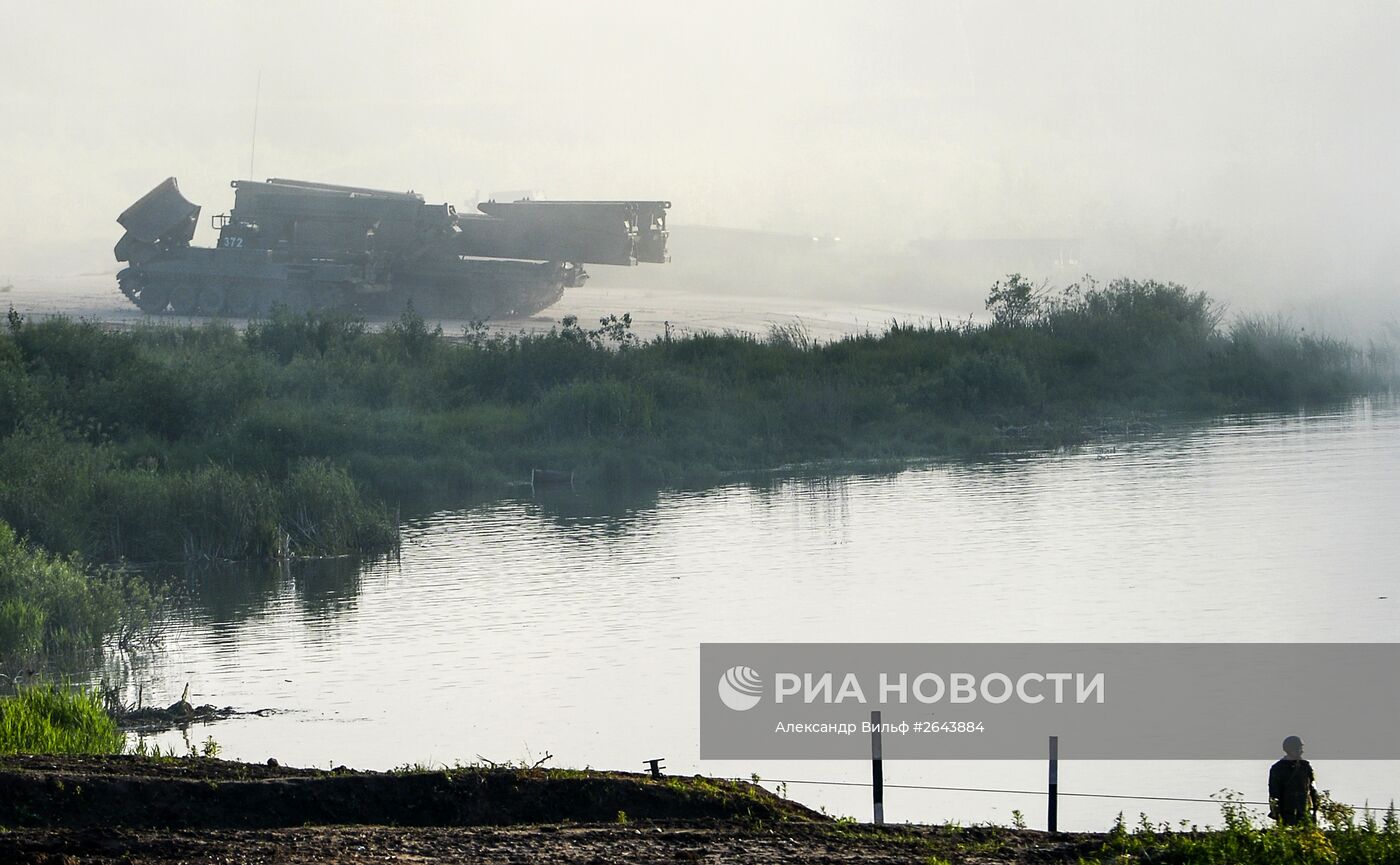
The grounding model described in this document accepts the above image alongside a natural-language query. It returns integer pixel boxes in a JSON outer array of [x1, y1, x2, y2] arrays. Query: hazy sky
[[2, 1, 1398, 307]]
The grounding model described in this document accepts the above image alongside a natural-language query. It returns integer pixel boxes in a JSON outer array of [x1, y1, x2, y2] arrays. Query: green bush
[[245, 304, 369, 363], [381, 303, 443, 363], [1212, 316, 1363, 403], [930, 353, 1042, 411], [103, 464, 282, 561], [281, 459, 397, 553], [532, 379, 656, 439], [0, 521, 157, 671]]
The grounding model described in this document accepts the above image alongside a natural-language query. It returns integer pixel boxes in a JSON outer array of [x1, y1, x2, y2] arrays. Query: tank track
[[117, 268, 572, 320]]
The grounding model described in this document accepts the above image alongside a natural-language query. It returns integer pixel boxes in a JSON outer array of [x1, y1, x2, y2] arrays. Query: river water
[[119, 396, 1400, 831]]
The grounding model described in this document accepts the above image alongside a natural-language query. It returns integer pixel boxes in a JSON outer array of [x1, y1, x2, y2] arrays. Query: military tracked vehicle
[[115, 177, 669, 318]]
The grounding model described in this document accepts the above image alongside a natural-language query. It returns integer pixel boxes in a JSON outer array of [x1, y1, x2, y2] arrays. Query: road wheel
[[140, 281, 174, 313], [195, 283, 227, 316], [223, 284, 255, 317], [168, 285, 199, 315]]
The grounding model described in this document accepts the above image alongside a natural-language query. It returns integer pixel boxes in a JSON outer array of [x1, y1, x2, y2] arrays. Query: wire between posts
[[756, 778, 1394, 812]]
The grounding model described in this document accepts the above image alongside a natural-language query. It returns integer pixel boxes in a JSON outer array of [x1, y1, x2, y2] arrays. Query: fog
[[2, 1, 1397, 330]]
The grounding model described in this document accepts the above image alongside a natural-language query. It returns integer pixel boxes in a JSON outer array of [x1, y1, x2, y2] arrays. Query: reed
[[0, 521, 157, 672]]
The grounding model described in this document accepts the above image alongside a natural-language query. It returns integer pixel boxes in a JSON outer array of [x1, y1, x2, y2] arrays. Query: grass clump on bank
[[0, 683, 124, 755], [0, 278, 1392, 565], [0, 521, 157, 672], [1100, 795, 1400, 864]]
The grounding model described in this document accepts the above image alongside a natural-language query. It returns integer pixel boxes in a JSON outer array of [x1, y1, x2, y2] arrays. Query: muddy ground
[[0, 756, 1107, 863]]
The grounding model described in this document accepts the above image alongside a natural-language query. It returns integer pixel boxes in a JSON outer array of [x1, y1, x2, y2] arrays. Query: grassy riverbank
[[0, 277, 1391, 567], [1100, 796, 1400, 864], [0, 756, 1394, 863]]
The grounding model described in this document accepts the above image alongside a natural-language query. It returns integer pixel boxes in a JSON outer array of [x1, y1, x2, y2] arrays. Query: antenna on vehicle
[[249, 70, 262, 180]]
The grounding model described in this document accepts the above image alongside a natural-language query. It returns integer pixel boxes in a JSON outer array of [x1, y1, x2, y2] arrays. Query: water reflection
[[143, 396, 1399, 653], [141, 396, 1399, 646], [511, 484, 668, 537], [151, 557, 369, 634]]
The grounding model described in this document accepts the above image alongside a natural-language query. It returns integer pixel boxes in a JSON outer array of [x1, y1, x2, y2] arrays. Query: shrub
[[930, 354, 1042, 411], [0, 521, 157, 671], [381, 303, 443, 363], [532, 379, 655, 439], [246, 304, 368, 363], [281, 459, 397, 553], [985, 273, 1047, 328]]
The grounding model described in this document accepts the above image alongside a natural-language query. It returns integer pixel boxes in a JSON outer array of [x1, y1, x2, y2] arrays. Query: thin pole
[[249, 70, 262, 179], [1048, 735, 1059, 833], [871, 710, 884, 824]]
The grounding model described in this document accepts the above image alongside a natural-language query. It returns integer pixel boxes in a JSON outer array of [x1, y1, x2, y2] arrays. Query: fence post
[[1048, 735, 1059, 833], [871, 710, 884, 824]]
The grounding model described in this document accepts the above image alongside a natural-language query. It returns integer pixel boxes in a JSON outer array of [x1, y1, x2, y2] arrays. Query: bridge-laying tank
[[115, 177, 669, 318]]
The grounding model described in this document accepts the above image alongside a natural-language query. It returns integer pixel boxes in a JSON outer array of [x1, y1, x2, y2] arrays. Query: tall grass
[[0, 521, 157, 672], [0, 427, 394, 563], [1101, 793, 1400, 864], [0, 683, 125, 755]]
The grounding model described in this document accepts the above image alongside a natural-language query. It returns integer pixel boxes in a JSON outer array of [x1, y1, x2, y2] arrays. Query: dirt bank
[[0, 756, 1104, 863]]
